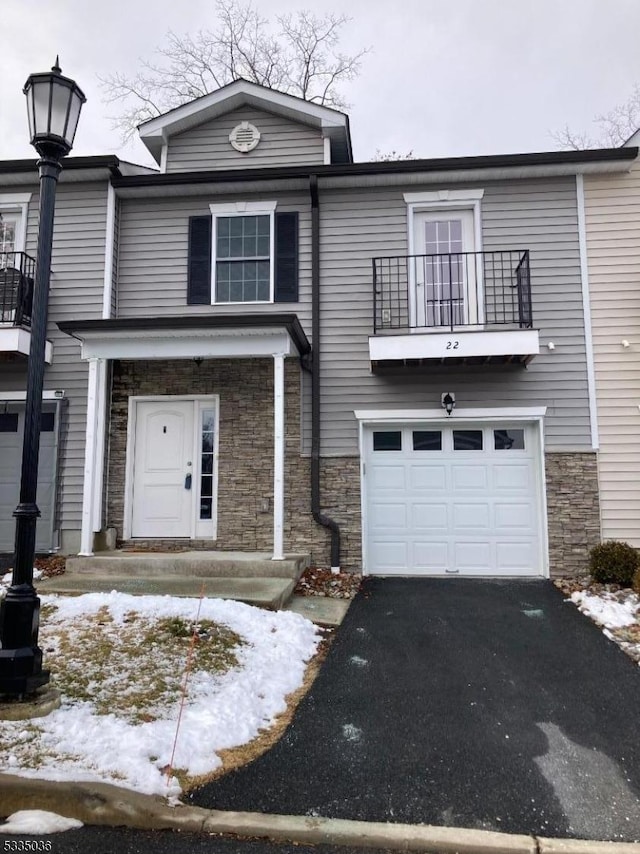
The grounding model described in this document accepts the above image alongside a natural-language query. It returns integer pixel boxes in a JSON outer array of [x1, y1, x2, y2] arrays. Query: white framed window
[[0, 193, 31, 261], [209, 201, 277, 304]]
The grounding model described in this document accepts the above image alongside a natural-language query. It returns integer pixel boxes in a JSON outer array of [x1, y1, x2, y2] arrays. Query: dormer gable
[[138, 79, 352, 172]]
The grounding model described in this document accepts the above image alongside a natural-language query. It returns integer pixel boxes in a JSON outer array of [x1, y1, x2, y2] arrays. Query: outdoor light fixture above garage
[[441, 392, 456, 416]]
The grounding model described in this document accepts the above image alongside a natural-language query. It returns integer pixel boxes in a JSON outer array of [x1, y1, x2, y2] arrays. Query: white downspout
[[272, 352, 285, 560]]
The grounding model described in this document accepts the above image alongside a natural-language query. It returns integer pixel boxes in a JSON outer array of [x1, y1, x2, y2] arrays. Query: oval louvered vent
[[229, 121, 261, 153]]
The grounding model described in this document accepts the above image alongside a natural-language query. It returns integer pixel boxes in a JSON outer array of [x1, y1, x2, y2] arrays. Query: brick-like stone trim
[[544, 451, 600, 577], [105, 358, 362, 570]]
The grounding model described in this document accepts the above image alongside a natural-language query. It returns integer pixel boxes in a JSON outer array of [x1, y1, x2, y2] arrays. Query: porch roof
[[58, 313, 310, 361]]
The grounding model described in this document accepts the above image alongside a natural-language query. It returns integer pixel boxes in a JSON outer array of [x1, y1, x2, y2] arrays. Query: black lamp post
[[0, 60, 85, 697]]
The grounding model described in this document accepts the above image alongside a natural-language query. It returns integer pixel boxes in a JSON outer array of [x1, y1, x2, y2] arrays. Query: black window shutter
[[187, 216, 212, 305], [274, 212, 299, 302]]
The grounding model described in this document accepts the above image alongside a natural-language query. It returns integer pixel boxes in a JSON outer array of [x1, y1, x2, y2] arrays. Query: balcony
[[0, 251, 51, 362], [370, 250, 540, 368]]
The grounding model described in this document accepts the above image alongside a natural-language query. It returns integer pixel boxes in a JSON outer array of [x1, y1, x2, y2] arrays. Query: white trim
[[0, 193, 31, 253], [209, 201, 278, 216], [323, 136, 331, 165], [576, 173, 599, 450], [0, 390, 61, 401], [272, 353, 285, 560], [210, 201, 277, 306], [405, 193, 484, 328], [194, 398, 220, 540], [403, 189, 485, 203], [369, 328, 540, 362], [139, 79, 347, 138], [92, 359, 108, 534], [124, 395, 219, 541], [102, 183, 116, 320], [80, 358, 105, 555], [77, 328, 293, 361], [160, 143, 168, 173], [354, 406, 548, 422], [0, 328, 53, 363]]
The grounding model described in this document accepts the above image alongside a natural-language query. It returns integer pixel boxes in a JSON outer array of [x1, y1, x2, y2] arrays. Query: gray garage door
[[0, 403, 57, 553]]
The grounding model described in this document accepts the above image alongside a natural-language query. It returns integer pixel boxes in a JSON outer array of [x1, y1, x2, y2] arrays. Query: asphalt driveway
[[189, 578, 640, 842]]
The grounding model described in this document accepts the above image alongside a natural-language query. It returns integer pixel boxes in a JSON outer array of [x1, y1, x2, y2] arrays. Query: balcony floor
[[369, 327, 539, 370]]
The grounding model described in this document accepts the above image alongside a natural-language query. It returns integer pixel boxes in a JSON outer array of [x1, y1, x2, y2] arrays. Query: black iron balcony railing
[[372, 250, 532, 334], [0, 251, 35, 328]]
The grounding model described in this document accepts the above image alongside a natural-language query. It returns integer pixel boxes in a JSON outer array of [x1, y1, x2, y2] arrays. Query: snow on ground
[[0, 591, 320, 797], [570, 590, 639, 628], [1, 811, 83, 834], [569, 589, 640, 664]]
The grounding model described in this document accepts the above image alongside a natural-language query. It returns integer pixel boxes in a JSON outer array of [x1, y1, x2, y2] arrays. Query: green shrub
[[589, 541, 639, 586], [633, 568, 640, 595]]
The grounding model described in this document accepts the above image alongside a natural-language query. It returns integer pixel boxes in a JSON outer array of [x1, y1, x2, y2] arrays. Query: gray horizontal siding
[[0, 180, 109, 545], [316, 177, 589, 454], [165, 107, 325, 172], [116, 192, 312, 327]]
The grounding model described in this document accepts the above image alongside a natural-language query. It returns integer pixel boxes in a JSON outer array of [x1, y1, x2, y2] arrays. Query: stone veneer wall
[[545, 451, 600, 577], [105, 360, 598, 576], [105, 357, 362, 570]]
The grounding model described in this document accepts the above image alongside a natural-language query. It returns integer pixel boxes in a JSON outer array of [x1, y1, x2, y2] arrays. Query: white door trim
[[358, 411, 549, 579], [123, 395, 219, 541]]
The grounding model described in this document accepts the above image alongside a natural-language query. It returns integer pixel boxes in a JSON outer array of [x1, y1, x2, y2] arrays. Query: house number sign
[[446, 341, 460, 350]]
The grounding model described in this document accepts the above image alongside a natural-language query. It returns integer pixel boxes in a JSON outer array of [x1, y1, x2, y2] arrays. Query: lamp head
[[23, 59, 86, 160]]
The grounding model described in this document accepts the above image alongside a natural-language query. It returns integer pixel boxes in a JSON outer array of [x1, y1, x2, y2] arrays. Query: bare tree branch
[[99, 0, 369, 140], [552, 85, 640, 150]]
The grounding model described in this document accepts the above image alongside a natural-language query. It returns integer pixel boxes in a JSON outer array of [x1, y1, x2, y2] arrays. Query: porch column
[[79, 357, 106, 555], [272, 352, 286, 560]]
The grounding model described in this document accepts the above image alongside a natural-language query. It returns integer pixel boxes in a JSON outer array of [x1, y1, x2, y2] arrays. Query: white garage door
[[0, 404, 57, 553], [364, 422, 543, 576]]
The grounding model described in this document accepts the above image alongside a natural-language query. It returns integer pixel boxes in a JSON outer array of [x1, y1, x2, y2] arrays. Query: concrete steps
[[39, 574, 296, 610], [40, 550, 311, 611], [65, 550, 309, 580]]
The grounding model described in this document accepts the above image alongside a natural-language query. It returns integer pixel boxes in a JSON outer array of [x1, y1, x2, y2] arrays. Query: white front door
[[364, 422, 543, 576], [413, 210, 479, 328], [131, 400, 195, 538]]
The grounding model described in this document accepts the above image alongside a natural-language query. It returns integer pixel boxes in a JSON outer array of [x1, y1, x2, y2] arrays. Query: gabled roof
[[623, 128, 640, 147], [137, 78, 352, 165]]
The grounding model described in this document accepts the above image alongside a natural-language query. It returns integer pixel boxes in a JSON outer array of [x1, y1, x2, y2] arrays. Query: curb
[[2, 774, 640, 853]]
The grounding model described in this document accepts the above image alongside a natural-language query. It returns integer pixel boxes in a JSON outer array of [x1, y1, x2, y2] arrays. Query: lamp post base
[[0, 584, 50, 696]]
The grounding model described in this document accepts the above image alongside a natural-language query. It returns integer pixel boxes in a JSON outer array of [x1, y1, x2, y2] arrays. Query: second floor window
[[216, 214, 271, 302]]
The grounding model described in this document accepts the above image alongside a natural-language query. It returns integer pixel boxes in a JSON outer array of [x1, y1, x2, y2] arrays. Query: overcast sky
[[2, 0, 640, 168]]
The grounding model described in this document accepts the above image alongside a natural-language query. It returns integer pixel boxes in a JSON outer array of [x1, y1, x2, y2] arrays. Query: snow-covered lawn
[[568, 588, 640, 664], [0, 590, 320, 798]]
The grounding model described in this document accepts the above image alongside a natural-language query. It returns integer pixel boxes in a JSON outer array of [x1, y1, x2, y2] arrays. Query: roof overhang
[[57, 313, 310, 361], [137, 79, 352, 165], [110, 146, 639, 197]]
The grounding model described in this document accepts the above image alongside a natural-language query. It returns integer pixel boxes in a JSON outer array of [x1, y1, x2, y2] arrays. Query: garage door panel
[[412, 540, 448, 570], [412, 503, 448, 530], [370, 465, 407, 491], [451, 465, 488, 490], [365, 422, 542, 577], [453, 503, 491, 531], [370, 502, 408, 529], [494, 502, 535, 532], [496, 542, 536, 571], [493, 464, 531, 491], [0, 407, 56, 552], [410, 465, 447, 490], [454, 541, 492, 571], [369, 540, 409, 572]]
